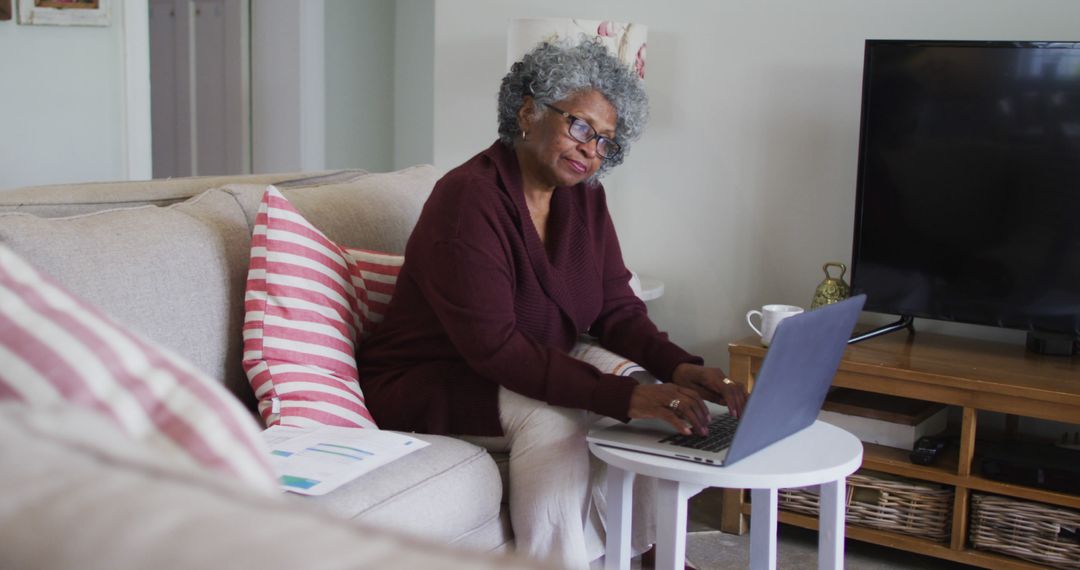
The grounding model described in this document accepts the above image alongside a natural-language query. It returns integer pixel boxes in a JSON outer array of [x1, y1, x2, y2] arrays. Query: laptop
[[586, 294, 865, 467]]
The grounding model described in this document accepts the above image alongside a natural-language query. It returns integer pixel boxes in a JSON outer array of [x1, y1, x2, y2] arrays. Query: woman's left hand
[[671, 363, 748, 418]]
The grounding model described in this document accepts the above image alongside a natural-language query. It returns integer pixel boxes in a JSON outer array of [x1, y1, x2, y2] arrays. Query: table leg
[[655, 480, 705, 570], [818, 478, 846, 570], [749, 488, 778, 570], [604, 465, 635, 570]]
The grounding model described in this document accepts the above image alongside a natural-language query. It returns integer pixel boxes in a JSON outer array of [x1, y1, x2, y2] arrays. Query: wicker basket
[[778, 470, 953, 542], [970, 493, 1080, 569]]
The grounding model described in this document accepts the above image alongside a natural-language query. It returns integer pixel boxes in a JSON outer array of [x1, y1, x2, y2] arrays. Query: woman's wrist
[[671, 362, 700, 385]]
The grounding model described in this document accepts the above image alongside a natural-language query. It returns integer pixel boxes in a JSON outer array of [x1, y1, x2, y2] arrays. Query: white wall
[[326, 0, 394, 170], [424, 0, 1080, 370], [2, 0, 399, 186], [255, 0, 397, 173], [393, 0, 434, 169], [251, 0, 326, 173], [0, 3, 128, 189]]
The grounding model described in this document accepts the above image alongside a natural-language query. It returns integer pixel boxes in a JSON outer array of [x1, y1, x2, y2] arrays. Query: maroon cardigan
[[356, 141, 703, 436]]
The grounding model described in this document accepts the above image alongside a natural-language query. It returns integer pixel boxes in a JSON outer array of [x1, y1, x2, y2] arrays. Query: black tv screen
[[851, 40, 1080, 339]]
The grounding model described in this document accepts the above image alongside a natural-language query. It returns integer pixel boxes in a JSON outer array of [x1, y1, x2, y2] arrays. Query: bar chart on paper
[[262, 425, 429, 495]]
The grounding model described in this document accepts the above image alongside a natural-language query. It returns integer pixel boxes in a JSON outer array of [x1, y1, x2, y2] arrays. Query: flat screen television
[[850, 40, 1080, 354]]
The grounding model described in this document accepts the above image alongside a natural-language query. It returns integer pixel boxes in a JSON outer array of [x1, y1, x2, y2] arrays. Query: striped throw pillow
[[0, 244, 279, 492], [242, 186, 403, 429]]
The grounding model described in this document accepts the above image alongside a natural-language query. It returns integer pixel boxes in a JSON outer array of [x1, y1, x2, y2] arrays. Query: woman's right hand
[[628, 383, 711, 436]]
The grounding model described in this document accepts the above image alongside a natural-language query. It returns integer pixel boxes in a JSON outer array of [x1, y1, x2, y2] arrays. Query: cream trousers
[[460, 387, 657, 570]]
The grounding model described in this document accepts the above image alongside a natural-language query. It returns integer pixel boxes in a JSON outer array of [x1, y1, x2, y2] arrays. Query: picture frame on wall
[[18, 0, 110, 26], [1, 0, 12, 21]]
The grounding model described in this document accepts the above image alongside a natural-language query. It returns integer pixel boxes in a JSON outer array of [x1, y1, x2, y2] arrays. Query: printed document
[[262, 425, 428, 496]]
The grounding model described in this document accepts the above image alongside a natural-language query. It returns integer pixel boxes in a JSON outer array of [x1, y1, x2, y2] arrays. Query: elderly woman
[[356, 38, 746, 569]]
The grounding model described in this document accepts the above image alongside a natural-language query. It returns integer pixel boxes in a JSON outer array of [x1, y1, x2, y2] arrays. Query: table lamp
[[506, 18, 647, 79]]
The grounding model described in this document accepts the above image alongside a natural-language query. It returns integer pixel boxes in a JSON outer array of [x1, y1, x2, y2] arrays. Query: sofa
[[0, 167, 545, 570]]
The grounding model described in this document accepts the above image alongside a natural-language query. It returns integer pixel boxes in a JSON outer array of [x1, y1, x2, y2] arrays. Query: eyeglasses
[[543, 103, 622, 160]]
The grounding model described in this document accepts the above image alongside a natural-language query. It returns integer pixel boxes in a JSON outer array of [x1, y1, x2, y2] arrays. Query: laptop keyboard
[[659, 413, 739, 452]]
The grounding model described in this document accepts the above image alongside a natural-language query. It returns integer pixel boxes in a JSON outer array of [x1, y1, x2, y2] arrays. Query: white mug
[[746, 304, 805, 346]]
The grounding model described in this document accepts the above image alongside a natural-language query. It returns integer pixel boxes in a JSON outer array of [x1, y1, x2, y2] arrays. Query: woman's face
[[516, 89, 617, 190]]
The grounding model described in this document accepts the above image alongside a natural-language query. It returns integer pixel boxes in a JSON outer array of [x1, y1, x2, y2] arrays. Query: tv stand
[[725, 331, 1080, 569], [848, 315, 914, 345]]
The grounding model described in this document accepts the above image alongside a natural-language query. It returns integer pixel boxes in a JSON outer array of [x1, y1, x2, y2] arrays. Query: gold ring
[[722, 378, 734, 386], [668, 399, 681, 411]]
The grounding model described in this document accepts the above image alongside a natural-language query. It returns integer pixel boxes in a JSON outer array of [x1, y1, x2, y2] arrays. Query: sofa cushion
[[0, 245, 277, 491], [307, 432, 506, 545], [0, 189, 257, 406], [348, 247, 405, 336], [244, 185, 368, 425], [0, 402, 545, 570], [225, 164, 440, 255], [243, 187, 403, 428], [0, 166, 439, 411]]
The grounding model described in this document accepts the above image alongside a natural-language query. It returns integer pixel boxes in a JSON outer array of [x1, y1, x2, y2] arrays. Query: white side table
[[590, 421, 862, 570], [637, 277, 664, 302], [629, 271, 664, 302]]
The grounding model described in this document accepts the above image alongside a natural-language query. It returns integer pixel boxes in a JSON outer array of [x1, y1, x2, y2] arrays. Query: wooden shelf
[[777, 510, 1051, 570], [725, 331, 1080, 569], [861, 442, 959, 484], [965, 474, 1080, 509]]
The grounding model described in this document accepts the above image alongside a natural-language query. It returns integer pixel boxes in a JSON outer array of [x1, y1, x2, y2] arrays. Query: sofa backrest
[[0, 167, 440, 409], [0, 171, 333, 217]]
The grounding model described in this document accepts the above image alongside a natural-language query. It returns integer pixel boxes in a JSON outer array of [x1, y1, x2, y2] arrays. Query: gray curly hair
[[497, 37, 649, 180]]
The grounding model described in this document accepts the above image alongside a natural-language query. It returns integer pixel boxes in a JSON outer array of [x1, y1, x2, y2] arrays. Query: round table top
[[589, 421, 863, 489]]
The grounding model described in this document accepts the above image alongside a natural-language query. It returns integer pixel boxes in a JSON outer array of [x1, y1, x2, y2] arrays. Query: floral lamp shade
[[507, 18, 647, 80]]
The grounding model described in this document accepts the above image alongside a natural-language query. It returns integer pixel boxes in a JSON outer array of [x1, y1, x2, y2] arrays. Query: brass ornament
[[811, 262, 851, 309]]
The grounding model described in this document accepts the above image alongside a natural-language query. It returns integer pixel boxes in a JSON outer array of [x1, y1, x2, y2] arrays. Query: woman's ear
[[517, 95, 536, 134]]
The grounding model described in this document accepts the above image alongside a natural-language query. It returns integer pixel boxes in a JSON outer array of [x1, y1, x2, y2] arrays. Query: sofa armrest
[[0, 403, 555, 570]]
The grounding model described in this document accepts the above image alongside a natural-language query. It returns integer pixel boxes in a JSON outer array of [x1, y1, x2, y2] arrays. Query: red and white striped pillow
[[0, 244, 279, 492], [242, 186, 403, 429]]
